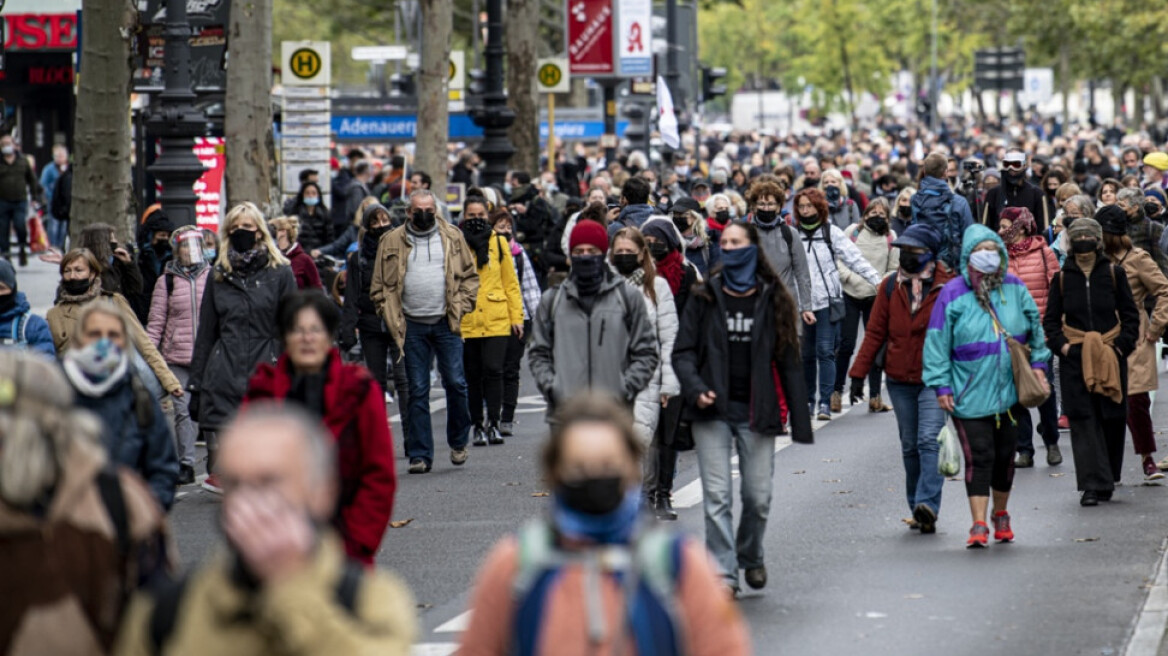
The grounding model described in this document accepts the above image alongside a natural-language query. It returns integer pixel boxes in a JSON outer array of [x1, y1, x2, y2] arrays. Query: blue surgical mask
[[203, 248, 217, 262], [969, 249, 1001, 274], [304, 196, 319, 207], [503, 182, 513, 196]]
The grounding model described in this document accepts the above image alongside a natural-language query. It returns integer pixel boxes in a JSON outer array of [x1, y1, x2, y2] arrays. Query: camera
[[962, 159, 984, 174]]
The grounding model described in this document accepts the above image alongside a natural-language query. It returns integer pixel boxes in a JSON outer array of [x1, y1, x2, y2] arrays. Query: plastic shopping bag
[[28, 216, 48, 254], [937, 421, 961, 477]]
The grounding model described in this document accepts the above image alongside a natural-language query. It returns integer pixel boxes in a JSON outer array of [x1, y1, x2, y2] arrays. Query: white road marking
[[410, 644, 459, 656], [434, 610, 472, 633], [1124, 537, 1168, 656], [673, 401, 863, 509]]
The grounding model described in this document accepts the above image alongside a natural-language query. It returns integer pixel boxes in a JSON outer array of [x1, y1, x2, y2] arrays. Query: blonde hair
[[895, 186, 916, 207], [216, 202, 289, 279], [0, 350, 105, 508], [269, 216, 301, 245], [820, 168, 847, 196], [354, 195, 378, 227]]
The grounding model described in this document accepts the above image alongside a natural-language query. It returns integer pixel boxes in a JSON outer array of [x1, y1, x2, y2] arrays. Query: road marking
[[673, 401, 862, 509], [411, 644, 458, 656], [1124, 537, 1168, 656], [434, 610, 472, 633]]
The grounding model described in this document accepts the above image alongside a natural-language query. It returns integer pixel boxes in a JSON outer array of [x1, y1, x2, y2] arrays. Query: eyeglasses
[[1002, 161, 1025, 171]]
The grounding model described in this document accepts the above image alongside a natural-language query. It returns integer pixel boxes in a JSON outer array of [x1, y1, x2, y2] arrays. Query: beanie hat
[[1145, 188, 1167, 206], [0, 259, 15, 293], [1095, 204, 1128, 235], [641, 216, 682, 252], [569, 220, 610, 254], [1143, 152, 1168, 172], [999, 206, 1036, 237], [1067, 217, 1102, 242]]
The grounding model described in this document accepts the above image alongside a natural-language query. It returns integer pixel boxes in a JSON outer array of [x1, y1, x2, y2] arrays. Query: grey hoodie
[[529, 272, 659, 415]]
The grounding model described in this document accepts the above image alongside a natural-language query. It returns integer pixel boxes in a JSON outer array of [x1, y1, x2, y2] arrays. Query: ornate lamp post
[[470, 0, 514, 187]]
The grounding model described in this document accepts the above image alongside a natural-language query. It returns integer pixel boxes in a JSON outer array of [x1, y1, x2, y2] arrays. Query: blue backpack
[[910, 188, 964, 270], [0, 311, 30, 349]]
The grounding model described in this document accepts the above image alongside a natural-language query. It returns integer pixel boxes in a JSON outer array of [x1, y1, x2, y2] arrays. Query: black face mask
[[897, 206, 912, 219], [0, 292, 16, 315], [365, 225, 390, 242], [228, 229, 257, 253], [556, 476, 625, 515], [866, 216, 888, 234], [1071, 239, 1098, 254], [714, 210, 731, 223], [570, 254, 606, 295], [62, 278, 91, 296], [612, 253, 641, 276], [900, 251, 933, 274], [411, 210, 437, 232], [1145, 202, 1162, 218], [153, 240, 172, 257], [672, 214, 691, 234], [755, 209, 779, 226], [1004, 170, 1025, 184], [461, 218, 491, 235], [648, 240, 670, 262]]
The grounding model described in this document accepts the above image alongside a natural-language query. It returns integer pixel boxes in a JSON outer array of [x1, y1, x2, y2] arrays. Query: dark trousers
[[1126, 392, 1157, 455], [464, 335, 509, 426], [0, 199, 28, 254], [953, 416, 1017, 497], [360, 330, 410, 441], [501, 320, 531, 423], [1070, 396, 1126, 492], [834, 294, 881, 395], [645, 398, 682, 498], [1014, 368, 1060, 455]]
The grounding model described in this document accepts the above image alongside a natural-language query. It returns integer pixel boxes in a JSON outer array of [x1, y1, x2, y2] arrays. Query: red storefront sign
[[4, 14, 78, 51], [193, 137, 225, 231], [567, 0, 614, 76]]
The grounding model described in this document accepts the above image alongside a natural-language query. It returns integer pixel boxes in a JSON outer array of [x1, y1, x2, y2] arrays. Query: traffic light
[[700, 65, 727, 103], [621, 103, 649, 155], [467, 68, 487, 102], [390, 72, 416, 98]]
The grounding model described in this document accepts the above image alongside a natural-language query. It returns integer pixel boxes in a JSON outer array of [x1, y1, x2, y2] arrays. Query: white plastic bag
[[937, 421, 962, 477]]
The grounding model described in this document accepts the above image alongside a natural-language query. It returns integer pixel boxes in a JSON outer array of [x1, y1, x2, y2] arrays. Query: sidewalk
[[1128, 368, 1168, 656]]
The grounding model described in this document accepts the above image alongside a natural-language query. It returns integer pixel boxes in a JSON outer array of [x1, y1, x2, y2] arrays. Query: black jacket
[[339, 236, 387, 347], [189, 262, 297, 429], [672, 275, 812, 441], [982, 179, 1050, 233], [1044, 256, 1140, 421], [295, 204, 335, 252]]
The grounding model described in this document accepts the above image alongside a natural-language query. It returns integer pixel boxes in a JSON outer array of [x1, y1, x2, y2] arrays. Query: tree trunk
[[506, 0, 540, 175], [415, 0, 451, 182], [1152, 77, 1166, 123], [1112, 82, 1126, 125], [224, 0, 274, 212], [72, 0, 137, 242]]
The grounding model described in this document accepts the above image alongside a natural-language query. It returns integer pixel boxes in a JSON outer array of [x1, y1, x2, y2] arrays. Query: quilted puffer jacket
[[1005, 237, 1059, 318], [146, 262, 210, 367]]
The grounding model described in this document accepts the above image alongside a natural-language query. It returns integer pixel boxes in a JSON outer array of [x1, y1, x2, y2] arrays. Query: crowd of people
[[4, 114, 1168, 653]]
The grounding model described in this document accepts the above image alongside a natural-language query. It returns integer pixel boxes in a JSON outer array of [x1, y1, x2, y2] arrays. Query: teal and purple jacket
[[923, 224, 1051, 420]]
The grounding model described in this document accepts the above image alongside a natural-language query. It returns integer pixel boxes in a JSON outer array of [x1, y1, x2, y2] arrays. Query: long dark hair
[[610, 227, 657, 305], [78, 222, 115, 269], [712, 221, 800, 352], [295, 181, 328, 214]]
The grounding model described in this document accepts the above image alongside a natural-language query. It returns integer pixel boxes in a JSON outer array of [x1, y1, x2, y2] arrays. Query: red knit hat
[[569, 220, 610, 253]]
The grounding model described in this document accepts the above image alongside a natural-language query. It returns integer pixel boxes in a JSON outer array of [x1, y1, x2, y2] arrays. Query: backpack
[[510, 520, 686, 656], [910, 187, 963, 268], [0, 311, 30, 349], [146, 557, 364, 655]]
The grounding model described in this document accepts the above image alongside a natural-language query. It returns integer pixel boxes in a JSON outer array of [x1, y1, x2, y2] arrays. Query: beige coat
[[369, 220, 479, 354], [46, 291, 181, 395], [1116, 247, 1168, 395], [838, 223, 900, 299]]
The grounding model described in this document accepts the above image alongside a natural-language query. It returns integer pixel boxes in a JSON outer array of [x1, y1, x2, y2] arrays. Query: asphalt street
[[18, 257, 1168, 655]]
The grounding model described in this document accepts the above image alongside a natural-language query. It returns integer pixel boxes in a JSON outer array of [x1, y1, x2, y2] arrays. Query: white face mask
[[1, 146, 14, 156], [968, 249, 1001, 274]]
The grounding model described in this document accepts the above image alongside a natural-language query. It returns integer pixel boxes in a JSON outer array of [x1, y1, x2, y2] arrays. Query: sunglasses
[[1002, 161, 1026, 171]]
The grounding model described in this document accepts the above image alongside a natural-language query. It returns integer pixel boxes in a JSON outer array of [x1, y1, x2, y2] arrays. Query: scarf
[[624, 267, 646, 291], [57, 277, 102, 304], [896, 261, 936, 314], [969, 266, 1005, 315], [552, 490, 641, 545], [288, 359, 329, 419], [462, 225, 493, 268], [1006, 235, 1040, 259], [655, 249, 684, 295], [684, 233, 706, 251], [62, 339, 129, 398], [228, 247, 268, 275]]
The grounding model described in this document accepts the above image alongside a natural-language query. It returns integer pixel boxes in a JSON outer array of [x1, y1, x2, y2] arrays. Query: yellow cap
[[1143, 152, 1168, 172]]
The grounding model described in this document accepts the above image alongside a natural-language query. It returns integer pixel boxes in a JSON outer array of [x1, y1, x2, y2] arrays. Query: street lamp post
[[146, 0, 206, 228], [470, 0, 515, 188]]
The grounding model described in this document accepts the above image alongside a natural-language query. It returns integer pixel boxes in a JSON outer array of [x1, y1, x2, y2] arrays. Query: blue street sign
[[326, 113, 628, 142]]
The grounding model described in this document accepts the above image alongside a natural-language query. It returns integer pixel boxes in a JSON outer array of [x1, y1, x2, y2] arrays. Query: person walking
[[459, 196, 524, 447], [370, 190, 479, 474], [924, 224, 1051, 548], [270, 216, 323, 290], [290, 180, 335, 252], [244, 291, 397, 564], [39, 143, 69, 250], [458, 394, 750, 656], [1043, 217, 1140, 506], [673, 196, 721, 277], [822, 169, 861, 230], [982, 149, 1050, 233], [145, 227, 210, 486], [0, 259, 54, 356], [850, 224, 954, 534], [189, 202, 296, 493], [489, 208, 540, 437], [528, 220, 658, 416], [996, 207, 1063, 469], [834, 197, 900, 413], [746, 179, 814, 322], [792, 188, 881, 420], [913, 153, 975, 270], [0, 134, 40, 266], [673, 221, 813, 594], [1097, 205, 1168, 483]]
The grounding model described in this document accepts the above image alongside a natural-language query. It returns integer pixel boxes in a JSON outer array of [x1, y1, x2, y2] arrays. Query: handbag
[[810, 240, 846, 322], [988, 306, 1050, 408]]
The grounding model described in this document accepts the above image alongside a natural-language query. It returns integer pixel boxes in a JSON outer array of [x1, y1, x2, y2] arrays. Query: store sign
[[617, 0, 651, 76], [567, 0, 614, 76], [27, 64, 72, 84], [193, 137, 225, 231], [3, 14, 77, 51]]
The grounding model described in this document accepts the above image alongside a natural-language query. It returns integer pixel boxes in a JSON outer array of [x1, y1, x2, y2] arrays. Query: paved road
[[19, 257, 1168, 654]]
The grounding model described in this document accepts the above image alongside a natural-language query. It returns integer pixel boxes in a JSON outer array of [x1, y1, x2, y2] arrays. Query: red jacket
[[244, 348, 396, 564], [286, 242, 323, 290], [849, 266, 957, 385], [1006, 238, 1059, 318]]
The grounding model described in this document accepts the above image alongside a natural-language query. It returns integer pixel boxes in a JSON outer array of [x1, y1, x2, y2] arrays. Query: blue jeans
[[45, 213, 68, 249], [693, 410, 775, 588], [802, 307, 840, 408], [403, 319, 471, 465], [886, 381, 946, 515], [0, 199, 28, 254]]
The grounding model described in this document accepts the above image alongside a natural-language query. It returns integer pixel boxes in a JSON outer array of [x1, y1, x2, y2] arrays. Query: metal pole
[[603, 81, 617, 166], [929, 0, 938, 132], [548, 94, 555, 173], [470, 0, 515, 186]]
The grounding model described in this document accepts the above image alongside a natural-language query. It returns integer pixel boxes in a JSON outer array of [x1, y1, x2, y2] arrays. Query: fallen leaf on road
[[823, 479, 841, 483], [531, 492, 549, 497], [834, 490, 853, 495], [504, 481, 520, 486], [793, 470, 806, 474], [390, 519, 414, 529], [1049, 473, 1065, 478], [1073, 537, 1099, 543], [417, 603, 433, 609]]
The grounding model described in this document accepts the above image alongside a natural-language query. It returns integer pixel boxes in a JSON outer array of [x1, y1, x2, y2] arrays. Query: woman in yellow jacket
[[461, 199, 524, 446]]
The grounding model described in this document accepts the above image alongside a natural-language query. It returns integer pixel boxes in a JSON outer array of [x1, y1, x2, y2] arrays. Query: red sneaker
[[201, 474, 223, 495], [992, 511, 1014, 542], [1057, 415, 1069, 430], [966, 521, 990, 549]]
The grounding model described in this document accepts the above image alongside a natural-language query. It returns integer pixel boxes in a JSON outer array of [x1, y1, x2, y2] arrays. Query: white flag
[[656, 75, 680, 150]]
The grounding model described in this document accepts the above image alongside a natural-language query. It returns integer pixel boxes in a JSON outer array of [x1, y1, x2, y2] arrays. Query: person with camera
[[982, 150, 1050, 233]]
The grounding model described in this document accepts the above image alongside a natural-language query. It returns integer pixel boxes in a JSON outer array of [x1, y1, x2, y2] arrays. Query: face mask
[[62, 278, 92, 295], [153, 240, 171, 255], [825, 186, 842, 208], [1145, 202, 1162, 218], [898, 205, 912, 219], [900, 251, 934, 274], [0, 293, 16, 315], [648, 240, 670, 262], [556, 475, 625, 514], [1005, 170, 1024, 184], [411, 210, 437, 231], [461, 218, 490, 235], [612, 252, 641, 276], [866, 216, 888, 234], [544, 182, 558, 194], [552, 486, 640, 545], [495, 231, 512, 242], [1071, 239, 1098, 254], [570, 254, 607, 294], [674, 165, 689, 176], [228, 228, 257, 253], [715, 210, 731, 223], [503, 182, 513, 196], [755, 209, 779, 226], [968, 249, 1001, 274], [720, 245, 758, 294], [366, 225, 390, 242], [804, 176, 820, 188], [0, 146, 13, 156], [799, 219, 821, 232], [303, 196, 320, 207], [203, 248, 217, 262], [672, 214, 691, 234], [67, 337, 124, 383]]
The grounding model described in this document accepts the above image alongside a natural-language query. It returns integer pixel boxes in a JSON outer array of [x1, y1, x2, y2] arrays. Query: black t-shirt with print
[[724, 293, 755, 404]]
